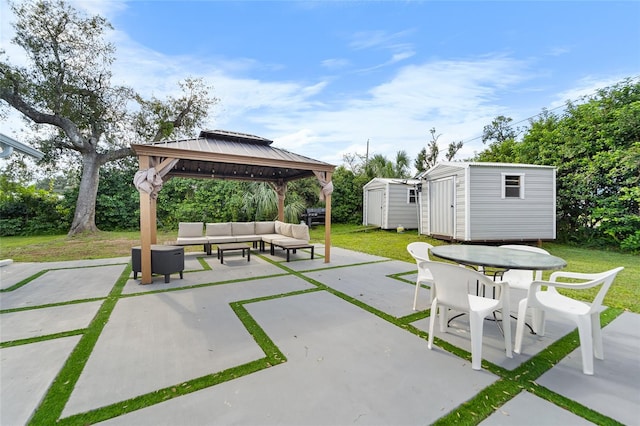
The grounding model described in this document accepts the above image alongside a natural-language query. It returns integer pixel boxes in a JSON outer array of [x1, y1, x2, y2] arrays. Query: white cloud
[[321, 58, 351, 70], [0, 1, 555, 172], [242, 54, 533, 167], [349, 29, 415, 52], [548, 75, 631, 109], [2, 0, 633, 176]]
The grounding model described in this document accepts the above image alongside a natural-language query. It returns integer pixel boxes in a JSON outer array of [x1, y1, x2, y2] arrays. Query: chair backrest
[[550, 267, 624, 314], [428, 262, 496, 312], [499, 245, 550, 284], [407, 242, 433, 264]]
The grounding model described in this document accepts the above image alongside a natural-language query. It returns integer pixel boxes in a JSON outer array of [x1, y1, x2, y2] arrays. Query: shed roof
[[418, 161, 555, 179], [130, 129, 335, 182], [363, 177, 420, 189]]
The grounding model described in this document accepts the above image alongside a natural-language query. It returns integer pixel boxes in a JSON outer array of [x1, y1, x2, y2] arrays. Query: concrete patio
[[1, 246, 638, 425]]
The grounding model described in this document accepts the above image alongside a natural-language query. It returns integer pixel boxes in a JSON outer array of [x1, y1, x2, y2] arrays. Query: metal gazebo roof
[[131, 129, 335, 182]]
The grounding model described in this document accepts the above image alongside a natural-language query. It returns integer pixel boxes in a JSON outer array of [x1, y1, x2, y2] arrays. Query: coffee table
[[216, 243, 251, 264], [270, 240, 314, 262]]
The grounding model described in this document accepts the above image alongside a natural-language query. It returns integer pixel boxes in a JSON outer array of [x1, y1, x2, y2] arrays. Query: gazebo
[[131, 129, 336, 284]]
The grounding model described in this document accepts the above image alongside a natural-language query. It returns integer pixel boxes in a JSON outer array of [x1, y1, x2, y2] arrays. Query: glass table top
[[430, 245, 567, 270]]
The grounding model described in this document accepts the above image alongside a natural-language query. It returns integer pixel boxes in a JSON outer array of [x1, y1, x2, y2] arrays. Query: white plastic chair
[[426, 262, 512, 370], [406, 242, 434, 311], [514, 267, 624, 375], [498, 244, 551, 333]]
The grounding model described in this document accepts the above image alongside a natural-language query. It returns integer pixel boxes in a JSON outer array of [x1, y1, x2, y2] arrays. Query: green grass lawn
[[2, 224, 638, 312]]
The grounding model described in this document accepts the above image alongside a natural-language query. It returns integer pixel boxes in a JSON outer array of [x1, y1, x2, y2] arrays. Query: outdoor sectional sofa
[[175, 221, 314, 261]]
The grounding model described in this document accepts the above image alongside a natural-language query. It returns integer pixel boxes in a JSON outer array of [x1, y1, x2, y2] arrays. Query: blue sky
[[2, 1, 639, 171]]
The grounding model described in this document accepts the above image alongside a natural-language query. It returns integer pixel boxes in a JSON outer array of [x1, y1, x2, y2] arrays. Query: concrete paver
[[0, 248, 637, 425], [0, 300, 102, 342], [480, 391, 595, 425], [0, 336, 81, 425], [0, 264, 126, 309], [63, 275, 315, 417], [101, 291, 498, 425], [537, 312, 640, 425]]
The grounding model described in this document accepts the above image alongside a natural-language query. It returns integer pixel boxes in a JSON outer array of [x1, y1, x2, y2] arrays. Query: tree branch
[[99, 146, 133, 164], [0, 77, 86, 151]]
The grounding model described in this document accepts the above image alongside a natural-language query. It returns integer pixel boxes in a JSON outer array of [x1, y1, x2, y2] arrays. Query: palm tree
[[241, 182, 306, 223]]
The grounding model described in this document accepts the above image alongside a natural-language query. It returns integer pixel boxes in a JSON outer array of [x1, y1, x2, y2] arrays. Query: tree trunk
[[67, 152, 101, 236]]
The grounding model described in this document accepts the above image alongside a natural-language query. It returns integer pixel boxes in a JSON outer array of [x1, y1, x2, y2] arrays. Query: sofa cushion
[[178, 222, 204, 238], [176, 236, 209, 245], [206, 222, 232, 236], [255, 221, 276, 234], [234, 235, 261, 243], [207, 236, 237, 244], [260, 234, 283, 243], [274, 220, 284, 234], [291, 224, 310, 241], [280, 223, 293, 238], [232, 222, 255, 236], [271, 238, 312, 248]]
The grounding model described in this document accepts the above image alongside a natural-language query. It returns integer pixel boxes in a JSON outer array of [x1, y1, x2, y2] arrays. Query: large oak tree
[[0, 0, 215, 236]]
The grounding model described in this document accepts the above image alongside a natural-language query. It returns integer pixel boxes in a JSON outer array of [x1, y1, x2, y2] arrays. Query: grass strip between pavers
[[277, 256, 627, 425], [432, 307, 624, 425], [0, 269, 47, 292], [27, 265, 131, 425], [55, 288, 320, 425], [0, 329, 86, 349], [15, 253, 628, 425], [1, 263, 129, 293], [196, 255, 212, 270], [0, 296, 106, 314]]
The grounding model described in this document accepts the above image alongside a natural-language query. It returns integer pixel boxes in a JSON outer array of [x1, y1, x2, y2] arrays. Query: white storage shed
[[419, 162, 556, 242], [363, 178, 420, 230]]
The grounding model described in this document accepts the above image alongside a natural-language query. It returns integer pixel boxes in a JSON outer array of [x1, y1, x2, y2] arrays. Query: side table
[[131, 245, 184, 283]]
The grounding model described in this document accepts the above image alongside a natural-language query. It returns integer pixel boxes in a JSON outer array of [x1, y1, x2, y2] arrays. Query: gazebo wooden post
[[150, 198, 157, 244], [276, 179, 286, 221], [324, 172, 332, 263], [138, 155, 153, 284]]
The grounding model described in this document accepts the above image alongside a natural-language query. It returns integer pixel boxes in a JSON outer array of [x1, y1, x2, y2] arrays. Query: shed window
[[407, 188, 417, 204], [502, 174, 524, 199]]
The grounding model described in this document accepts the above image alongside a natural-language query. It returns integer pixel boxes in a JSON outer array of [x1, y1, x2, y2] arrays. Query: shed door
[[367, 189, 384, 226], [430, 177, 455, 238]]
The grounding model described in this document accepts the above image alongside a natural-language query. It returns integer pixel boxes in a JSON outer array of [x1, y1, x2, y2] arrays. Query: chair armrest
[[529, 279, 598, 292], [478, 273, 510, 297], [550, 270, 599, 282]]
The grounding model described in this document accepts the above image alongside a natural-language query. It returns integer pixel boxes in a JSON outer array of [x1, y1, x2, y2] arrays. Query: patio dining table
[[430, 244, 567, 331], [430, 244, 567, 272]]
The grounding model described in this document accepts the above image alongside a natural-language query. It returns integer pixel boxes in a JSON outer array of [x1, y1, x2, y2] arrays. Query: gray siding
[[420, 162, 556, 241], [385, 184, 419, 229], [468, 166, 555, 240], [421, 165, 465, 239], [363, 179, 419, 229]]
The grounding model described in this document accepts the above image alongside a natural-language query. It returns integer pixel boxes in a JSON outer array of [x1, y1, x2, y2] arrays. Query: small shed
[[363, 178, 420, 230], [419, 162, 556, 242]]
